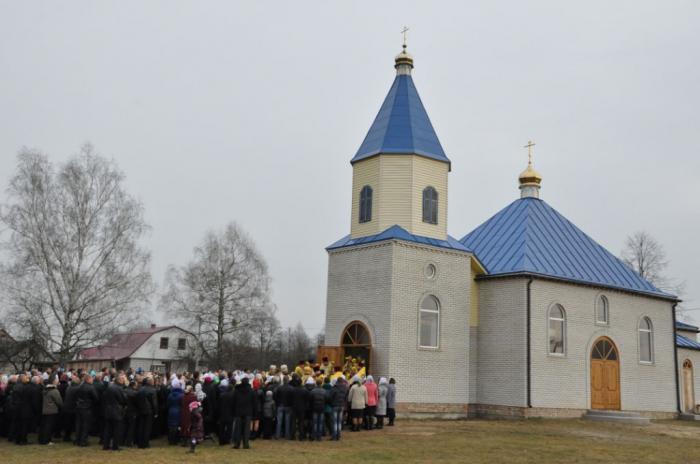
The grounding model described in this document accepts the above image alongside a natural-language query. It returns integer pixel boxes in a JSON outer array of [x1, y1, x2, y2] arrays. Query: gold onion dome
[[519, 140, 542, 186], [394, 48, 414, 69], [519, 163, 542, 185]]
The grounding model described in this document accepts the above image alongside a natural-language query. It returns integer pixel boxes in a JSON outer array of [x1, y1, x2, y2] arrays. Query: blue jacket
[[167, 387, 184, 428]]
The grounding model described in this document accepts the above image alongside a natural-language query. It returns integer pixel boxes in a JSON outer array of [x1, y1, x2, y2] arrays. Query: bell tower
[[348, 45, 451, 240]]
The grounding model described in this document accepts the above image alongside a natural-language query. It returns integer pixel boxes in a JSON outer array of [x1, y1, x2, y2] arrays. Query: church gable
[[460, 197, 674, 299]]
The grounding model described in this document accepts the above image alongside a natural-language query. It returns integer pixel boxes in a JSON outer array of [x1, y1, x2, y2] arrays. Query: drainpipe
[[527, 277, 533, 408], [672, 303, 681, 414]]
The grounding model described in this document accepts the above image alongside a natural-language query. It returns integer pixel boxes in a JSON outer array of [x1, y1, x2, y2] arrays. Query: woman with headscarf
[[166, 378, 184, 445], [179, 384, 197, 446], [363, 376, 378, 430], [376, 377, 389, 429]]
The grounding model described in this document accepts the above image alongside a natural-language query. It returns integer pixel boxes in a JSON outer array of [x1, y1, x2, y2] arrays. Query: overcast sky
[[1, 1, 699, 332]]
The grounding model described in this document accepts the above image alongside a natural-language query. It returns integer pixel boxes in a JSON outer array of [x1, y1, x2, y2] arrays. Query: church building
[[322, 43, 696, 418]]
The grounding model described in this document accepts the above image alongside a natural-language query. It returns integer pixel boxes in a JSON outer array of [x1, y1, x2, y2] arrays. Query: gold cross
[[401, 26, 409, 50], [523, 140, 535, 166]]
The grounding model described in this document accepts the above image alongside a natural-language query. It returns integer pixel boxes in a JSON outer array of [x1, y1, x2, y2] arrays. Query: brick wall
[[476, 278, 528, 407], [530, 279, 677, 412]]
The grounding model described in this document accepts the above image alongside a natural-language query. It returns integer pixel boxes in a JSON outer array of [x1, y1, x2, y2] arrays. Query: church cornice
[[476, 271, 680, 304]]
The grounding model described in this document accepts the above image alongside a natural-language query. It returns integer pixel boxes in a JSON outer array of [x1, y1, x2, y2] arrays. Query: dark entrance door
[[341, 321, 372, 374]]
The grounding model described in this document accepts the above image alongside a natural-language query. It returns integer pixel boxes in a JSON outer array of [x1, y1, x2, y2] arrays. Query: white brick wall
[[325, 246, 679, 414], [324, 243, 394, 378], [476, 278, 528, 407], [530, 279, 676, 412], [388, 242, 471, 404], [325, 240, 472, 405], [677, 348, 700, 412]]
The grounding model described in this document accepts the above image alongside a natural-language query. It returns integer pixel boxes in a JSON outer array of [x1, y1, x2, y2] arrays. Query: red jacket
[[180, 391, 197, 437], [365, 381, 378, 407]]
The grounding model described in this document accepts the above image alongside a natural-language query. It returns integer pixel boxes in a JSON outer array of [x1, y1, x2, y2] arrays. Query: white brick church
[[322, 45, 698, 418]]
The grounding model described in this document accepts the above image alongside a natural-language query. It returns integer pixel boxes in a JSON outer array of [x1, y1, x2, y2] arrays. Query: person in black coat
[[29, 376, 43, 435], [13, 375, 35, 445], [201, 376, 218, 438], [74, 374, 99, 447], [274, 376, 293, 439], [218, 382, 235, 445], [122, 380, 139, 447], [102, 374, 127, 451], [135, 376, 157, 449], [290, 375, 308, 441], [309, 379, 327, 441], [231, 377, 256, 449], [5, 378, 18, 442], [62, 376, 79, 443]]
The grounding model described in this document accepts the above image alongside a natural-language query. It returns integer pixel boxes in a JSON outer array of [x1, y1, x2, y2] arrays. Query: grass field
[[2, 419, 700, 463]]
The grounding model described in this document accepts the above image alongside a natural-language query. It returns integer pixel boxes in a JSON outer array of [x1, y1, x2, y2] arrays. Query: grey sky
[[1, 1, 699, 333]]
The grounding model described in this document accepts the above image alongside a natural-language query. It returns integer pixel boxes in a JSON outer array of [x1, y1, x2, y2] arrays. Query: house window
[[419, 295, 440, 348], [548, 305, 566, 355], [359, 185, 372, 223], [639, 317, 653, 363], [596, 295, 609, 324], [160, 337, 169, 349], [177, 338, 186, 350], [422, 187, 438, 224]]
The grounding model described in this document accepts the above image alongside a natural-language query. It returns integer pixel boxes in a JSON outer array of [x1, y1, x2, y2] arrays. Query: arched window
[[419, 295, 440, 348], [359, 185, 372, 223], [596, 295, 609, 324], [639, 317, 653, 363], [548, 305, 566, 354], [422, 186, 438, 224]]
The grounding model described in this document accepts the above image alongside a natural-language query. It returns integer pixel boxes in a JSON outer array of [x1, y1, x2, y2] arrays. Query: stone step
[[583, 410, 650, 425], [679, 413, 700, 421]]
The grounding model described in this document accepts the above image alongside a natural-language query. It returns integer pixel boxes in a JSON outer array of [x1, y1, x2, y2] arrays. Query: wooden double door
[[590, 337, 621, 410]]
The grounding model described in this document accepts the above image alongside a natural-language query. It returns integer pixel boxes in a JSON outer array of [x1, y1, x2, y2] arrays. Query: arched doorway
[[590, 337, 621, 410], [683, 359, 695, 413], [341, 321, 372, 373]]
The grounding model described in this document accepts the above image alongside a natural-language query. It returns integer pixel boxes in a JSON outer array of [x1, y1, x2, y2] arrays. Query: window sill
[[639, 360, 655, 366], [418, 346, 440, 352], [547, 353, 566, 359], [595, 322, 609, 327]]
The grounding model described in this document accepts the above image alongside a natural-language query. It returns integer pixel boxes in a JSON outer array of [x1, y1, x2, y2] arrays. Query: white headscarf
[[171, 377, 181, 389], [379, 377, 388, 385], [194, 383, 206, 401]]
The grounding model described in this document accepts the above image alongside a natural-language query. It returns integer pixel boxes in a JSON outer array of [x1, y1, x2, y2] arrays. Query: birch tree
[[0, 145, 153, 363], [161, 222, 270, 367]]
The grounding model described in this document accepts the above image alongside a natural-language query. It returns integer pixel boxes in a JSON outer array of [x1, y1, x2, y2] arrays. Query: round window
[[424, 263, 437, 279]]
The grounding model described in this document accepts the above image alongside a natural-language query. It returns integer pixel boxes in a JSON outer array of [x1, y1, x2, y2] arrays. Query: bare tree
[[161, 222, 270, 367], [287, 322, 314, 364], [249, 305, 282, 368], [621, 231, 669, 287], [0, 145, 152, 363], [621, 230, 686, 301]]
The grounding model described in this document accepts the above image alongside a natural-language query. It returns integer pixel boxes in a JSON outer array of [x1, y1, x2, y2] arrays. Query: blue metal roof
[[327, 225, 470, 253], [460, 197, 675, 299], [351, 74, 449, 166], [677, 321, 700, 333], [677, 333, 700, 350]]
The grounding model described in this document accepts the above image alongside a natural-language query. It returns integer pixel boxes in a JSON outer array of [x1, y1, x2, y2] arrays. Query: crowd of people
[[0, 357, 397, 453]]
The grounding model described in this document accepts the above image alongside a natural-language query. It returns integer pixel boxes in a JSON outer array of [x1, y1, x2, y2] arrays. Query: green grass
[[2, 419, 700, 463]]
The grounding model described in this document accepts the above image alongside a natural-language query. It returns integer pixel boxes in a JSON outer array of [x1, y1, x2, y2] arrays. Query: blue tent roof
[[677, 321, 700, 333], [460, 197, 675, 299], [677, 333, 700, 350], [327, 225, 470, 253], [351, 74, 449, 166]]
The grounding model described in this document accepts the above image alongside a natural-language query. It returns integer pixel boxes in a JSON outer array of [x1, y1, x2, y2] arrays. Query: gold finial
[[519, 139, 542, 187], [394, 26, 413, 72], [524, 140, 535, 167]]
